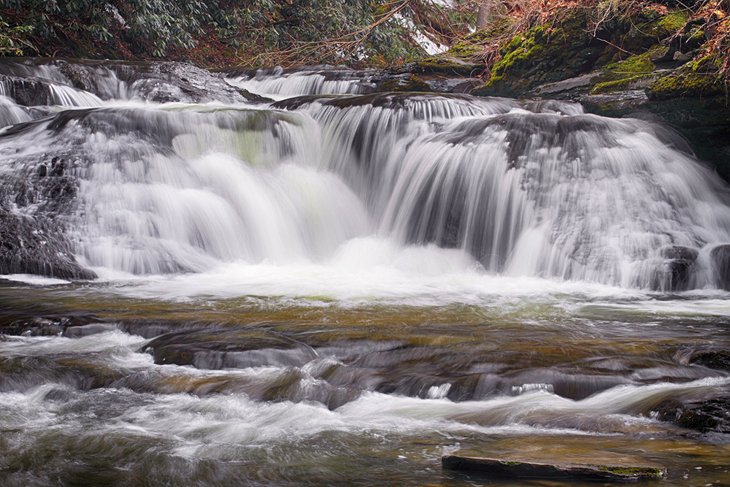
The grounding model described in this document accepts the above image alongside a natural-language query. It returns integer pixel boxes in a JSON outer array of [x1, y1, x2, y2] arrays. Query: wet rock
[[710, 244, 730, 290], [0, 74, 58, 107], [235, 88, 274, 104], [2, 58, 250, 106], [0, 317, 64, 336], [118, 320, 196, 339], [410, 56, 486, 77], [655, 245, 700, 291], [688, 350, 730, 372], [0, 312, 100, 336], [143, 327, 317, 369], [130, 62, 248, 104], [0, 149, 96, 280], [63, 323, 118, 338], [442, 455, 665, 481], [0, 207, 96, 280], [655, 393, 730, 434], [660, 245, 699, 262], [274, 92, 475, 111]]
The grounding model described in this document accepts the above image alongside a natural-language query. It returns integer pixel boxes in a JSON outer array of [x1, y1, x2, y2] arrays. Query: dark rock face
[[0, 74, 59, 107], [656, 394, 730, 434], [0, 207, 95, 280], [0, 145, 97, 280], [710, 244, 730, 290], [656, 245, 700, 291], [440, 4, 730, 184], [689, 350, 730, 372]]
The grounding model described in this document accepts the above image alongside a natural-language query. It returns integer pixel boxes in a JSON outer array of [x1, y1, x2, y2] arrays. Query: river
[[0, 60, 728, 486]]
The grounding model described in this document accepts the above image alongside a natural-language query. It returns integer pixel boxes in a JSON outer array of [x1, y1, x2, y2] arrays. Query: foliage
[[0, 16, 32, 55], [0, 0, 478, 66], [439, 0, 729, 95]]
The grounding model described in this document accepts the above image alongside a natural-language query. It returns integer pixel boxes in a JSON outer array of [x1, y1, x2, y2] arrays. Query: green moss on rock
[[448, 17, 515, 60], [475, 9, 609, 97], [649, 55, 726, 99], [413, 56, 483, 76], [605, 51, 656, 75], [656, 10, 691, 34], [597, 465, 665, 478], [589, 51, 659, 94], [591, 75, 652, 94], [634, 9, 689, 40], [377, 75, 431, 92]]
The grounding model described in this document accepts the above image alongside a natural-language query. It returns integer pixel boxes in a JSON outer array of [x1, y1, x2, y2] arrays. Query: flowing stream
[[0, 59, 729, 486]]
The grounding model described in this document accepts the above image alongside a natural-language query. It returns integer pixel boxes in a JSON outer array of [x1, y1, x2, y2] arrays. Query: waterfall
[[226, 66, 372, 99], [0, 60, 729, 291]]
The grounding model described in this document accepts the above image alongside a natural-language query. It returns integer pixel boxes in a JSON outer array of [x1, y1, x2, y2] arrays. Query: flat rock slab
[[442, 455, 665, 482]]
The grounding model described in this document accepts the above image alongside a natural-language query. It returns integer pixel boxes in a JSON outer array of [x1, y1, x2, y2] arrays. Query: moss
[[447, 17, 514, 60], [590, 75, 652, 94], [492, 27, 546, 78], [482, 24, 551, 94], [479, 9, 603, 96], [648, 54, 726, 99], [413, 57, 483, 76], [657, 11, 691, 33], [684, 26, 705, 44], [597, 466, 664, 478], [589, 51, 659, 94], [377, 75, 431, 92], [638, 10, 690, 39], [604, 52, 655, 75]]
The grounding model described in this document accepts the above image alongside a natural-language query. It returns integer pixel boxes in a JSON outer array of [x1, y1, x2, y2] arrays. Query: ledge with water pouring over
[[0, 58, 730, 294]]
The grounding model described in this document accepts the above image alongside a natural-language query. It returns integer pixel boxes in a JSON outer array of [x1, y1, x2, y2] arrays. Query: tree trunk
[[476, 1, 492, 30]]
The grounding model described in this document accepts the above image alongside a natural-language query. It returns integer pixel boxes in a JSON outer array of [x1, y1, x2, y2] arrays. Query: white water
[[2, 329, 726, 445], [1, 62, 730, 299], [226, 66, 370, 99]]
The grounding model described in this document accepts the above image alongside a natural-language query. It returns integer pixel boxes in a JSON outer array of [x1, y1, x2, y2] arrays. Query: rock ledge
[[442, 454, 665, 482]]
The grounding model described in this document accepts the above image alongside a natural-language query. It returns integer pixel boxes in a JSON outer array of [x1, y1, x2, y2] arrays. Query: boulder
[[658, 245, 699, 291]]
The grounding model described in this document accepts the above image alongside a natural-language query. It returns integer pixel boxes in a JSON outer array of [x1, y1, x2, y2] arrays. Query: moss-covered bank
[[426, 2, 729, 182]]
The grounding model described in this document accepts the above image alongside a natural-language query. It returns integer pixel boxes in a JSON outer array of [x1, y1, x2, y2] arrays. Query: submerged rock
[[143, 327, 317, 370], [688, 350, 730, 372], [656, 393, 730, 434], [442, 454, 665, 481]]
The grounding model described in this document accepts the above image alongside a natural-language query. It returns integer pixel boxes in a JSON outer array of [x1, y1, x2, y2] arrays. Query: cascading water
[[1, 62, 728, 291], [227, 66, 373, 99], [1, 59, 729, 487]]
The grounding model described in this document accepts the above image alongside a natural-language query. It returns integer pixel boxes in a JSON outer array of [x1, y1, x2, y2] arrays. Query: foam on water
[[93, 238, 649, 305], [0, 274, 71, 286], [0, 330, 147, 357]]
